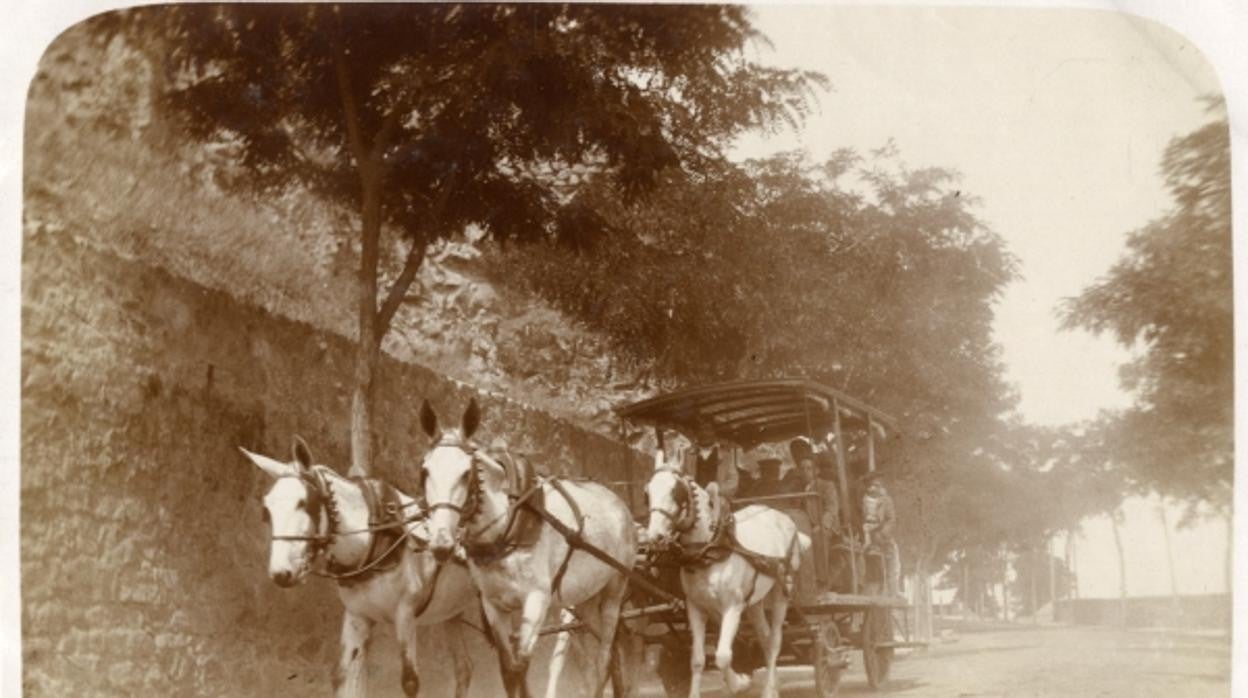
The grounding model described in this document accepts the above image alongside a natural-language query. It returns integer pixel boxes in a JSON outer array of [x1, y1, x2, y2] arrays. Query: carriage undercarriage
[[535, 532, 922, 697]]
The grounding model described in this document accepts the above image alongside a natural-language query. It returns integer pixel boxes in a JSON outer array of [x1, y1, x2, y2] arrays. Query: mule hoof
[[726, 670, 751, 695], [401, 665, 420, 696]]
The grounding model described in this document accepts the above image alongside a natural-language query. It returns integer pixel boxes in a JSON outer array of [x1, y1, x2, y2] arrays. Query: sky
[[732, 5, 1222, 427], [728, 5, 1234, 599]]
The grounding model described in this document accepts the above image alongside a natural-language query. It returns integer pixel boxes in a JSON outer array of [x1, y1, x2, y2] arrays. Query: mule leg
[[716, 603, 750, 696], [497, 590, 549, 698], [761, 592, 790, 698], [686, 602, 707, 698], [446, 618, 474, 698], [544, 610, 575, 698], [610, 620, 641, 698], [591, 576, 630, 698], [746, 601, 776, 698], [482, 600, 527, 698], [333, 612, 373, 698], [515, 590, 552, 660], [394, 602, 422, 697]]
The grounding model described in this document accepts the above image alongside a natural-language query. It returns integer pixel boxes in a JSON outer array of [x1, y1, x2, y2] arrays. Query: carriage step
[[873, 640, 928, 649]]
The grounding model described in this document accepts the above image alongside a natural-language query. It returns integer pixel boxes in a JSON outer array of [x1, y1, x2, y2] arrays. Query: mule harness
[[424, 438, 684, 607], [648, 469, 801, 596], [268, 466, 434, 584]]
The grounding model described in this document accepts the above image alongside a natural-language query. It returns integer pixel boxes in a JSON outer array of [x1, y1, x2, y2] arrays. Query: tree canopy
[[109, 3, 823, 471], [489, 145, 1022, 570], [1061, 102, 1232, 511]]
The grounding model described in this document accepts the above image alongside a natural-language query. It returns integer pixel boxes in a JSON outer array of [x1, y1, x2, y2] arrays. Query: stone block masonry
[[21, 228, 649, 695]]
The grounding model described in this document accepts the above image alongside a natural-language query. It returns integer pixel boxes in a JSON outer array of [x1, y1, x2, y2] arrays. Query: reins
[[269, 467, 431, 582], [422, 438, 686, 608], [423, 441, 589, 599]]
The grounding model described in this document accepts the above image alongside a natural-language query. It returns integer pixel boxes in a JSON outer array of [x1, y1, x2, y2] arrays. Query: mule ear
[[292, 436, 314, 471], [241, 447, 292, 480], [461, 398, 481, 440], [419, 399, 438, 439]]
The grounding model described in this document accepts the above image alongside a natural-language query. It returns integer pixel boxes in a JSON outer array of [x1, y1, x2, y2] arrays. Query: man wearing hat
[[690, 422, 722, 489], [790, 438, 840, 584], [790, 439, 840, 530], [861, 472, 900, 594]]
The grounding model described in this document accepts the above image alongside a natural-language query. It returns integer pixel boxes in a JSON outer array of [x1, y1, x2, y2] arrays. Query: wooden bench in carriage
[[608, 378, 927, 697]]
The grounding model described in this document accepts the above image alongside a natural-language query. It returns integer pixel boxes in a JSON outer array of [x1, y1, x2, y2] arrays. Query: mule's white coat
[[244, 446, 477, 698], [420, 401, 636, 698], [645, 453, 810, 698]]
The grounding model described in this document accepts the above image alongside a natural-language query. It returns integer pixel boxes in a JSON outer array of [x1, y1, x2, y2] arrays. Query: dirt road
[[639, 625, 1230, 697]]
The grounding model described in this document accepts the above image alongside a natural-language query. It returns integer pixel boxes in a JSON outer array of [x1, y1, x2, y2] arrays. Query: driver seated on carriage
[[689, 423, 725, 490]]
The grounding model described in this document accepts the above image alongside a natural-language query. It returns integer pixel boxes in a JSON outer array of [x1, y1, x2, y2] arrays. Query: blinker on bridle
[[649, 469, 696, 535], [266, 469, 334, 548]]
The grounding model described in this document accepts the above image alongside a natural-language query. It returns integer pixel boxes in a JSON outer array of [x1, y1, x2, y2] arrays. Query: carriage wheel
[[812, 620, 846, 698], [656, 640, 692, 698], [861, 607, 894, 689]]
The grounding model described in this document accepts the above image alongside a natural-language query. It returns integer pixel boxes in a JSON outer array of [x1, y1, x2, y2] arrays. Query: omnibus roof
[[615, 379, 898, 448]]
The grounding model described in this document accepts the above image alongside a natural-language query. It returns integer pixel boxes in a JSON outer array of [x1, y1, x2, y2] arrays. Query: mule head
[[241, 437, 325, 587], [644, 449, 695, 545], [417, 398, 491, 561]]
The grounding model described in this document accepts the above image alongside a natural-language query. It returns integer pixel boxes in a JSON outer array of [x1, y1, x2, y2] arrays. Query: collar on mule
[[272, 466, 427, 584], [461, 449, 550, 562], [323, 477, 412, 585]]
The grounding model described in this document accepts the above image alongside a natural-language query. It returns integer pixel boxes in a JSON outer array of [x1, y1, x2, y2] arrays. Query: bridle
[[420, 436, 483, 524], [266, 467, 337, 557], [648, 468, 699, 538]]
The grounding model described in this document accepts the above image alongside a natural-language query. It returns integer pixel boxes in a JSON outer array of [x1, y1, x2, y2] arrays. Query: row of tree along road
[[89, 6, 1231, 632]]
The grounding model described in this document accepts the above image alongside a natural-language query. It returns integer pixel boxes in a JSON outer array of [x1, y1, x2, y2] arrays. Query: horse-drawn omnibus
[[247, 378, 921, 697], [615, 378, 922, 697]]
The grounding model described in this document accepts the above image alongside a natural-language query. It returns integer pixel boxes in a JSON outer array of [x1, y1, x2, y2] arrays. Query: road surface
[[638, 624, 1230, 697]]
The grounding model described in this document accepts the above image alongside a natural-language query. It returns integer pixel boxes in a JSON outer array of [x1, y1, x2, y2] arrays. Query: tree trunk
[[1048, 536, 1057, 622], [1110, 508, 1128, 627], [1156, 498, 1180, 625], [1226, 512, 1233, 593], [350, 172, 383, 476], [1066, 529, 1078, 602], [1225, 511, 1233, 637], [914, 555, 934, 642], [333, 35, 384, 477], [1029, 546, 1039, 625], [1000, 547, 1010, 623], [961, 555, 970, 617]]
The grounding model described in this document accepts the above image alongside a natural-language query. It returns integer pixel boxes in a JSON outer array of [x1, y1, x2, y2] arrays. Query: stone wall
[[21, 228, 649, 696], [1055, 594, 1231, 630]]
